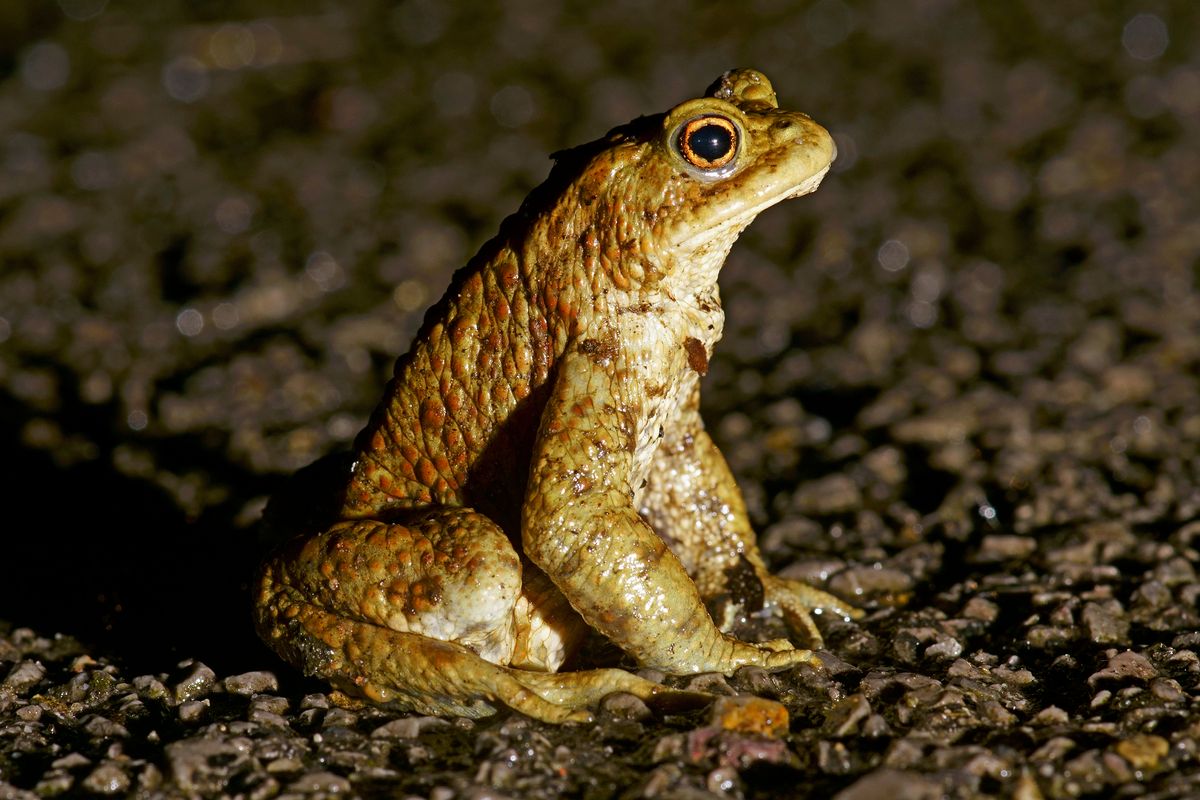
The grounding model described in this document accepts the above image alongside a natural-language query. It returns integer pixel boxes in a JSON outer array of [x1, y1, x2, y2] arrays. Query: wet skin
[[254, 69, 860, 723]]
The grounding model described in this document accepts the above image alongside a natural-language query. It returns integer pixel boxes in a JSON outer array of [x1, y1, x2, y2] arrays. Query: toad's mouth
[[670, 162, 832, 255]]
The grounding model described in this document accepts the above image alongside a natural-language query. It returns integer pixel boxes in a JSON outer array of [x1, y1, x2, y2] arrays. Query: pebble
[[833, 767, 943, 800], [973, 534, 1038, 562], [823, 693, 871, 736], [286, 770, 352, 794], [1080, 601, 1130, 644], [81, 762, 130, 795], [178, 699, 209, 723], [598, 691, 653, 720], [249, 694, 289, 715], [1114, 734, 1169, 771], [371, 716, 451, 739], [3, 660, 46, 695], [791, 473, 862, 515], [1087, 650, 1157, 686], [172, 661, 217, 703], [708, 695, 789, 738], [223, 671, 279, 695], [167, 738, 252, 793]]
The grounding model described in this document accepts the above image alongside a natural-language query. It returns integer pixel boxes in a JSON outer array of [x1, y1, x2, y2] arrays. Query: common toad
[[254, 69, 859, 723]]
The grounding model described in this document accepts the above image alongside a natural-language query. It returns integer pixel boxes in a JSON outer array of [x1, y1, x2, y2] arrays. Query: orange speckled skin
[[254, 69, 859, 723]]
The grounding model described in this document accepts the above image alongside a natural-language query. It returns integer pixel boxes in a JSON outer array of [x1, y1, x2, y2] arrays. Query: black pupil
[[688, 124, 733, 163]]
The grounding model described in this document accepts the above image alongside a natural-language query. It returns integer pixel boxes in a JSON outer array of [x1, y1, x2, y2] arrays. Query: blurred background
[[0, 0, 1196, 679]]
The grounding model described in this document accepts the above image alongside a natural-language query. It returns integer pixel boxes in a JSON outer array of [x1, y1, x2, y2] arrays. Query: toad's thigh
[[273, 508, 524, 663]]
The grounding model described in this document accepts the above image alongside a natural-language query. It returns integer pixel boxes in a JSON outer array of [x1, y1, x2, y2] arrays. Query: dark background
[[1, 1, 1198, 796]]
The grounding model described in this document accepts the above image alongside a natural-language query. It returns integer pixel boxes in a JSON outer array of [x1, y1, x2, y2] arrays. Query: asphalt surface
[[2, 1, 1199, 797]]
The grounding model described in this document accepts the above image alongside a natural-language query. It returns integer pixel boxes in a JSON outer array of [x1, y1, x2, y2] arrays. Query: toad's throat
[[671, 164, 831, 253]]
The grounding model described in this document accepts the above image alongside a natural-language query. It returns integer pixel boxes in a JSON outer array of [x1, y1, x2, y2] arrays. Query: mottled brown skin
[[255, 69, 859, 723]]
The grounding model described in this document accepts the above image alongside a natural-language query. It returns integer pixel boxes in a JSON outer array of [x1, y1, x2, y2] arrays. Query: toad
[[254, 69, 859, 723]]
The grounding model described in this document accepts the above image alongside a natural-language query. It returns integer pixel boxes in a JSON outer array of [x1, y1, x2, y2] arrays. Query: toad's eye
[[676, 116, 738, 171]]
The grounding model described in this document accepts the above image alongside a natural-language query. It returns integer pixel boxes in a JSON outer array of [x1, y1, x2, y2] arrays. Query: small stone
[[172, 661, 217, 703], [1025, 625, 1074, 650], [137, 763, 164, 792], [1115, 734, 1169, 770], [167, 737, 251, 793], [685, 672, 734, 695], [946, 659, 985, 680], [16, 704, 41, 721], [882, 738, 925, 769], [3, 660, 47, 695], [861, 714, 892, 738], [1030, 706, 1069, 726], [178, 699, 209, 723], [651, 733, 684, 763], [300, 693, 331, 709], [992, 665, 1036, 687], [266, 757, 304, 774], [246, 775, 280, 800], [829, 565, 915, 602], [832, 767, 942, 799], [706, 766, 740, 795], [1030, 736, 1075, 762], [1087, 650, 1157, 686], [1081, 601, 1129, 644], [286, 771, 351, 794], [322, 706, 359, 728], [371, 716, 451, 739], [70, 654, 100, 671], [818, 739, 853, 774], [82, 715, 129, 739], [925, 635, 964, 660], [131, 675, 169, 701], [223, 671, 279, 695], [977, 699, 1017, 726], [961, 596, 1000, 622], [822, 693, 871, 736], [733, 665, 784, 697], [1011, 770, 1044, 800], [1150, 677, 1185, 703], [709, 695, 789, 738], [791, 473, 861, 515], [636, 668, 668, 685], [892, 626, 962, 663], [598, 691, 652, 720], [81, 762, 130, 795], [51, 753, 92, 770], [1132, 580, 1173, 611], [973, 534, 1037, 563], [640, 764, 682, 797], [249, 694, 289, 715], [86, 670, 121, 705], [36, 770, 75, 795], [1153, 556, 1195, 585], [249, 708, 290, 729]]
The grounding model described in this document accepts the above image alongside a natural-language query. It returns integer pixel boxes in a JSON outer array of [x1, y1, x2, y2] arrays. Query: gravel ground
[[3, 1, 1200, 797]]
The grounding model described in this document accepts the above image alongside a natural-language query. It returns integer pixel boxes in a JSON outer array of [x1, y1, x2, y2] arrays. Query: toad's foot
[[762, 574, 863, 648], [263, 592, 701, 724]]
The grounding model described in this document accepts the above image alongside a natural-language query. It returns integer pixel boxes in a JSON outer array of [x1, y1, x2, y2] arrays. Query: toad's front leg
[[523, 346, 815, 674], [641, 385, 862, 646]]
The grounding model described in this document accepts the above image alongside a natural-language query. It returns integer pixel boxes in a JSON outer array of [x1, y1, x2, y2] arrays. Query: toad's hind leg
[[261, 595, 670, 723], [253, 509, 669, 722]]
